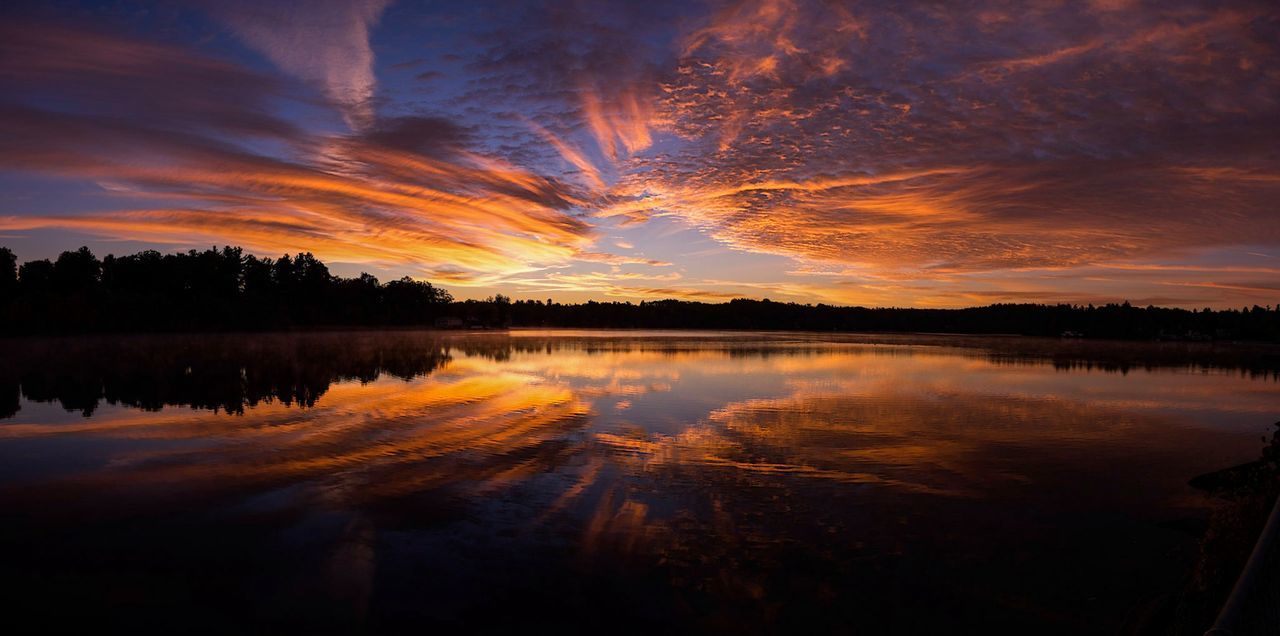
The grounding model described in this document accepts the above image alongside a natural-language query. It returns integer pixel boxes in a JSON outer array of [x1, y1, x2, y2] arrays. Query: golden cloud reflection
[[1, 333, 1276, 631], [443, 335, 1271, 553], [580, 370, 1271, 505], [3, 335, 1271, 514], [483, 338, 1271, 631], [1, 367, 591, 510]]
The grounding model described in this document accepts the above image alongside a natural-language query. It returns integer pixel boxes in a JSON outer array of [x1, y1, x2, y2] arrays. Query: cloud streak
[[208, 0, 392, 129], [0, 19, 595, 280], [1, 1, 1278, 306]]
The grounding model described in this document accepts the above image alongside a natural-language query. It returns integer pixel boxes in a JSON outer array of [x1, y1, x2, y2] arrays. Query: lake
[[1, 331, 1277, 634]]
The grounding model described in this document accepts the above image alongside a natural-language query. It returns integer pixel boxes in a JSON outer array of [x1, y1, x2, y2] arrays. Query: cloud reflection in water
[[0, 332, 1276, 632]]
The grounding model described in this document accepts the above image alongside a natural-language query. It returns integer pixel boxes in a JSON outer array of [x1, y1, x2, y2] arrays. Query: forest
[[0, 245, 454, 332], [1, 245, 1277, 340]]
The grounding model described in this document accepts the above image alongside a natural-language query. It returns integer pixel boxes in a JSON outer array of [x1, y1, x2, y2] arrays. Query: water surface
[[1, 331, 1276, 633]]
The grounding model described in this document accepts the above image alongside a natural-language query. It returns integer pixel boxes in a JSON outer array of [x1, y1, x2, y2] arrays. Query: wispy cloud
[[208, 0, 392, 130], [1, 0, 1278, 307], [0, 19, 594, 280]]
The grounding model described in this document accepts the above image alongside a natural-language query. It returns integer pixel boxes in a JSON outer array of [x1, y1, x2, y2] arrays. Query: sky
[[0, 0, 1277, 308]]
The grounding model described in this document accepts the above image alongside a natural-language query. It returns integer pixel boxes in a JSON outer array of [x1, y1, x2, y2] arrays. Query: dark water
[[0, 331, 1276, 634]]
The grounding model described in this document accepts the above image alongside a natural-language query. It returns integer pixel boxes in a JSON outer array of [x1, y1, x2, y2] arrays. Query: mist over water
[[1, 331, 1276, 633]]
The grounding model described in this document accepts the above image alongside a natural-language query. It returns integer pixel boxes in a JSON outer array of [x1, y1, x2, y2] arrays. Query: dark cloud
[[359, 115, 473, 156], [0, 19, 298, 140], [390, 57, 425, 70]]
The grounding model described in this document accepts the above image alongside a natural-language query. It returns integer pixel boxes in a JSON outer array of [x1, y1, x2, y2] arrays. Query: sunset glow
[[1, 0, 1277, 307]]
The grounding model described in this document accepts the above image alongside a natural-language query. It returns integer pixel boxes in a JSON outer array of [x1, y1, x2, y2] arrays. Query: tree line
[[0, 245, 455, 332], [1, 245, 1278, 340], [508, 298, 1280, 341]]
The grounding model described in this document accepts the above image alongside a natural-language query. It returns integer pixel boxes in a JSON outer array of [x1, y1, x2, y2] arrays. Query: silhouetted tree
[[51, 247, 101, 293], [0, 244, 1277, 340], [383, 276, 452, 325], [17, 259, 54, 295], [0, 247, 15, 300], [1, 246, 458, 333]]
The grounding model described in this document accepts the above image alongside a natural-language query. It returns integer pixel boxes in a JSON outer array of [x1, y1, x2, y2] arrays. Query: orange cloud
[[2, 2, 1279, 308], [580, 86, 659, 161], [0, 130, 597, 277], [527, 119, 606, 192]]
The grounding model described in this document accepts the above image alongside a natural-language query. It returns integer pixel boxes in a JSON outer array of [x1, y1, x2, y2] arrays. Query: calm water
[[1, 331, 1277, 634]]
